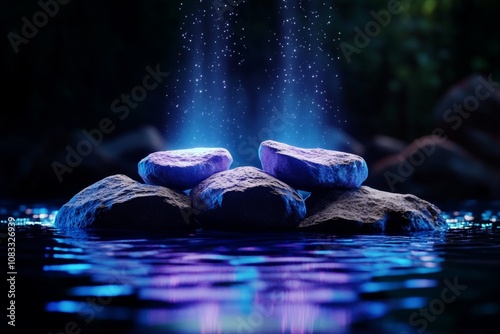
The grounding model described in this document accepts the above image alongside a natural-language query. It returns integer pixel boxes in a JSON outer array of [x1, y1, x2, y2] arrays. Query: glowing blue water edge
[[167, 2, 345, 167], [1, 203, 500, 230], [2, 202, 498, 333]]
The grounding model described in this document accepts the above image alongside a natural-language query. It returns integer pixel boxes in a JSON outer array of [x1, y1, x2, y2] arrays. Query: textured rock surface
[[138, 148, 233, 190], [55, 174, 194, 231], [259, 140, 368, 191], [299, 186, 446, 233], [190, 166, 306, 230]]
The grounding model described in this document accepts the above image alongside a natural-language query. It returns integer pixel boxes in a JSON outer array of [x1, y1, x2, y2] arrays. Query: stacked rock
[[190, 166, 306, 231], [55, 140, 446, 233], [259, 140, 445, 233], [258, 140, 368, 191], [138, 148, 233, 190]]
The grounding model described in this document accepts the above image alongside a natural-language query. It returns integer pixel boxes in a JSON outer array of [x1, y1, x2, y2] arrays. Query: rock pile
[[55, 140, 447, 233]]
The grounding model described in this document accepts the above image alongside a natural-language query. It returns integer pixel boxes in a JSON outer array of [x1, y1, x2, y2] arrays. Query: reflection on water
[[1, 203, 500, 333]]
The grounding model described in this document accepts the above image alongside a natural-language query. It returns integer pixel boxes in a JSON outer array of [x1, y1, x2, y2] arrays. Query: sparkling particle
[[168, 1, 345, 165]]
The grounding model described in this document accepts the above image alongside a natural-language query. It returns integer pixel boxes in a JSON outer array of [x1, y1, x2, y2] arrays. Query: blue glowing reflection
[[46, 300, 84, 313], [43, 263, 93, 274], [69, 285, 134, 297], [36, 228, 453, 333], [5, 203, 500, 333]]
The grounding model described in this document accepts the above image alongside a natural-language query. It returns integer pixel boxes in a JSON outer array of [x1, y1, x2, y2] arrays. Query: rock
[[138, 148, 233, 190], [299, 186, 446, 233], [55, 174, 194, 231], [433, 74, 500, 165], [363, 135, 407, 165], [366, 136, 500, 200], [259, 140, 368, 191], [190, 166, 306, 231]]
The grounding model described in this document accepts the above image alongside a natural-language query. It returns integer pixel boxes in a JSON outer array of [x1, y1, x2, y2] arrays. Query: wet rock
[[299, 186, 446, 233], [138, 148, 233, 190], [259, 140, 368, 191], [190, 166, 306, 231], [55, 174, 194, 231]]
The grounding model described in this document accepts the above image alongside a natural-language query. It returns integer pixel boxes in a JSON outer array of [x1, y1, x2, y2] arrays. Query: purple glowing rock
[[55, 174, 194, 231], [299, 186, 446, 233], [138, 148, 233, 190], [259, 140, 368, 191], [190, 166, 306, 231]]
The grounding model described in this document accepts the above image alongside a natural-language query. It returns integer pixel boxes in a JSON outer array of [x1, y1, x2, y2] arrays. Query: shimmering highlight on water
[[2, 202, 500, 333]]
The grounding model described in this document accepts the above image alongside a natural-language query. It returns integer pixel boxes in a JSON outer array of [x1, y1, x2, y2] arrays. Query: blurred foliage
[[2, 0, 500, 199], [332, 0, 500, 141]]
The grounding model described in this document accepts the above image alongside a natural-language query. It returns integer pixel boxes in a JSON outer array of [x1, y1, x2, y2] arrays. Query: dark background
[[2, 0, 500, 202]]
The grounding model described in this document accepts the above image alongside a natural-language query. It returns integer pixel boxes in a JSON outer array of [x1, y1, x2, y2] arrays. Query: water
[[2, 202, 500, 333]]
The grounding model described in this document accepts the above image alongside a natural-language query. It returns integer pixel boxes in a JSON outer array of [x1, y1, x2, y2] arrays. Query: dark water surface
[[2, 201, 500, 334]]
